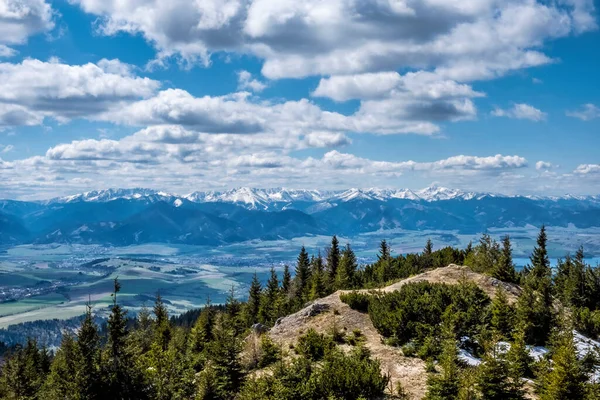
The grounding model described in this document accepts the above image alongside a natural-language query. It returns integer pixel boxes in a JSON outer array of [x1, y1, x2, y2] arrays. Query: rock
[[304, 302, 330, 317], [251, 323, 268, 334], [275, 317, 284, 326]]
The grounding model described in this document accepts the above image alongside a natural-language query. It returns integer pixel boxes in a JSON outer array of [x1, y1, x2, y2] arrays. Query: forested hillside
[[2, 228, 600, 399]]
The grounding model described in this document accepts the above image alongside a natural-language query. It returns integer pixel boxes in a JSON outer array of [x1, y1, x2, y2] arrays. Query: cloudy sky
[[0, 0, 599, 200]]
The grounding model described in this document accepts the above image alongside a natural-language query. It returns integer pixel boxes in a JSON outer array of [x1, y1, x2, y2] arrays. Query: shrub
[[340, 291, 371, 313], [295, 328, 333, 361]]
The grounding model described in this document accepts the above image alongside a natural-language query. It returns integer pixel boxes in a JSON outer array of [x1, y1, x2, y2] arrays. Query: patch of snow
[[173, 199, 183, 207], [458, 349, 482, 366]]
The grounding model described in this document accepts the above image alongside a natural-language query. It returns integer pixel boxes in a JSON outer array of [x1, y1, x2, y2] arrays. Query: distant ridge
[[38, 186, 600, 211]]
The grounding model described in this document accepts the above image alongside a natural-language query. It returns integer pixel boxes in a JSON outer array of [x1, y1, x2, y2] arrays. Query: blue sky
[[0, 0, 599, 199]]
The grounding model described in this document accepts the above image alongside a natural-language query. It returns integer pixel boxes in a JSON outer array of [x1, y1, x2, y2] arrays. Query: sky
[[0, 0, 599, 200]]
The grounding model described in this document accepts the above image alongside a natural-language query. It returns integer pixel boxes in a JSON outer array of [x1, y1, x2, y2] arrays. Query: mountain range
[[1, 186, 600, 246]]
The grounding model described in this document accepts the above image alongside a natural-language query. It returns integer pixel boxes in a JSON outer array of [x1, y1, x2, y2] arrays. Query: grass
[[0, 293, 68, 317]]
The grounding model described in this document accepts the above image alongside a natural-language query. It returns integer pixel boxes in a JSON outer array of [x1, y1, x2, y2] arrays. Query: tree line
[[2, 229, 600, 399]]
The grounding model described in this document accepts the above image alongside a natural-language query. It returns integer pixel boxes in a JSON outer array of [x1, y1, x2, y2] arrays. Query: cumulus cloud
[[566, 104, 600, 121], [536, 161, 553, 171], [0, 0, 55, 47], [574, 164, 600, 175], [69, 0, 595, 81], [237, 70, 267, 92], [0, 58, 160, 126], [492, 103, 547, 121], [0, 45, 17, 57], [100, 87, 444, 135]]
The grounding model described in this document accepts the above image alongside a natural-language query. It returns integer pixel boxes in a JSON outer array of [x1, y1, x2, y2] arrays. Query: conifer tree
[[77, 301, 102, 398], [336, 244, 357, 290], [42, 334, 80, 399], [476, 334, 524, 400], [491, 287, 515, 338], [530, 225, 551, 283], [224, 286, 243, 334], [153, 293, 172, 351], [506, 326, 533, 381], [538, 329, 587, 400], [246, 273, 262, 325], [425, 336, 461, 400], [260, 267, 280, 324], [493, 235, 517, 283], [281, 265, 291, 295], [103, 278, 143, 398], [294, 246, 311, 301], [205, 317, 244, 399], [376, 240, 392, 283], [190, 296, 215, 355], [326, 235, 341, 284], [424, 239, 433, 256], [310, 253, 326, 300]]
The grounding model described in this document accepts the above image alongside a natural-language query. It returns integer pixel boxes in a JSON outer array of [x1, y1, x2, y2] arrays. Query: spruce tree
[[538, 329, 587, 400], [506, 326, 533, 380], [424, 239, 433, 256], [493, 235, 517, 283], [310, 254, 326, 300], [77, 301, 102, 398], [206, 317, 244, 399], [246, 273, 262, 325], [476, 334, 524, 400], [491, 287, 515, 338], [530, 225, 551, 283], [260, 267, 280, 324], [42, 334, 80, 399], [425, 336, 461, 400], [336, 244, 357, 290], [326, 235, 341, 285], [153, 293, 172, 351], [294, 246, 311, 301], [190, 296, 215, 355], [104, 277, 142, 398], [281, 265, 291, 295]]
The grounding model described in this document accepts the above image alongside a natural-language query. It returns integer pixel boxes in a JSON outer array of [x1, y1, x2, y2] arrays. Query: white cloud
[[536, 161, 553, 170], [574, 164, 600, 175], [237, 70, 267, 92], [492, 103, 547, 121], [0, 0, 55, 46], [101, 88, 444, 136], [0, 58, 160, 126], [69, 0, 595, 81], [0, 144, 14, 153], [0, 45, 17, 57], [566, 104, 600, 121]]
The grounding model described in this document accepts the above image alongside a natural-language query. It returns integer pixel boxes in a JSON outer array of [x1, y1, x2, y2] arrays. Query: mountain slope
[[268, 265, 523, 399]]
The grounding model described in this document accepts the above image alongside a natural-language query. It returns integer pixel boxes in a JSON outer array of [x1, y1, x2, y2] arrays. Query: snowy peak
[[40, 186, 600, 209], [415, 185, 478, 201]]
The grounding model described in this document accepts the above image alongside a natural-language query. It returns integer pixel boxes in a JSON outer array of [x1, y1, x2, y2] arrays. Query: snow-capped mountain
[[3, 185, 600, 246], [46, 188, 177, 204]]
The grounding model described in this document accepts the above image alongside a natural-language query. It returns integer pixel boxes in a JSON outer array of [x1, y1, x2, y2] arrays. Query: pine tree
[[491, 287, 515, 338], [205, 317, 244, 399], [224, 286, 243, 334], [310, 254, 326, 300], [326, 235, 341, 285], [154, 293, 172, 351], [476, 334, 524, 400], [376, 240, 392, 283], [281, 265, 292, 295], [76, 301, 102, 398], [530, 225, 551, 283], [424, 239, 433, 256], [425, 336, 461, 400], [42, 334, 80, 399], [493, 235, 517, 283], [336, 244, 357, 290], [538, 329, 587, 400], [506, 326, 533, 381], [246, 273, 262, 325], [294, 246, 311, 301], [260, 267, 280, 324], [190, 296, 215, 355], [103, 278, 144, 398]]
